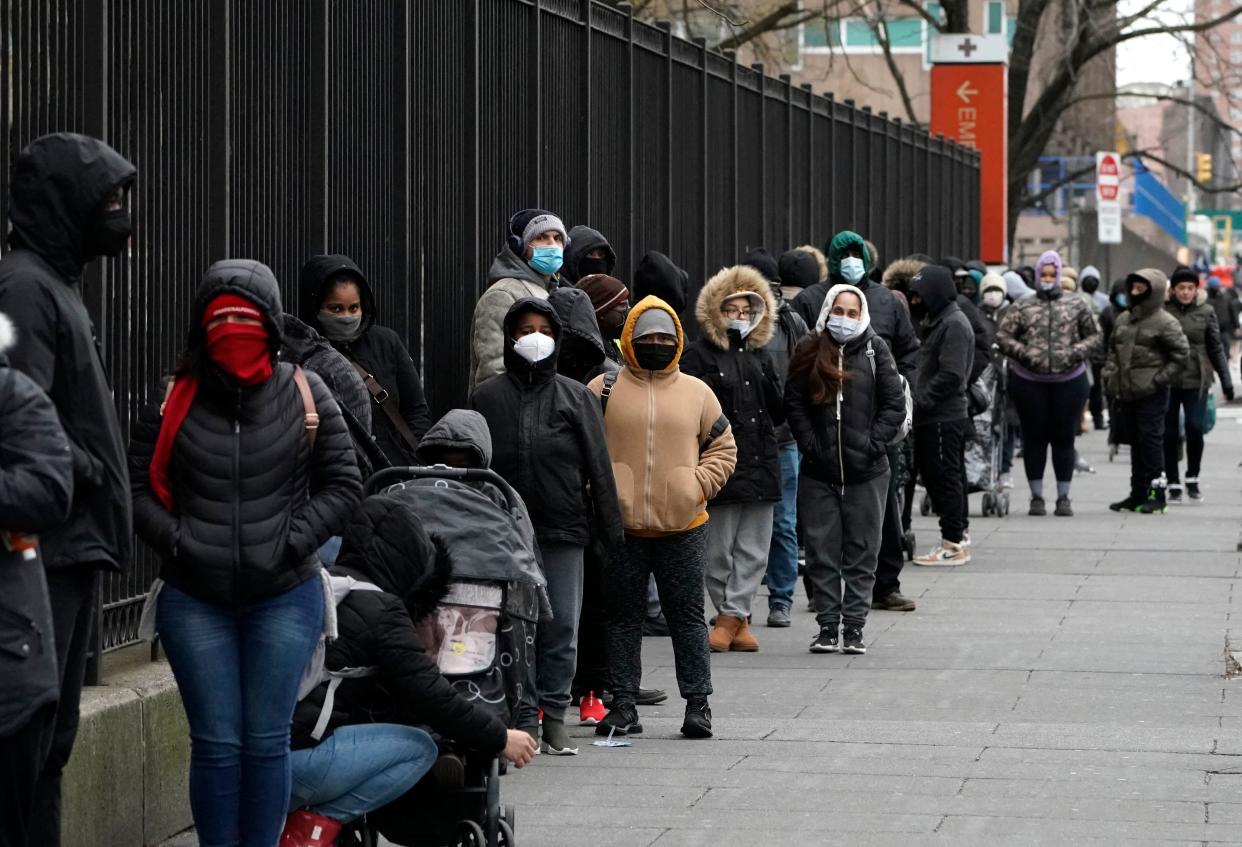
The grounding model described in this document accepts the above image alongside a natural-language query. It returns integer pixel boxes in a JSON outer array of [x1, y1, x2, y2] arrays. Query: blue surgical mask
[[826, 315, 860, 343], [529, 245, 564, 276], [1117, 294, 1128, 308], [728, 318, 753, 337], [840, 257, 866, 284], [1039, 281, 1058, 292]]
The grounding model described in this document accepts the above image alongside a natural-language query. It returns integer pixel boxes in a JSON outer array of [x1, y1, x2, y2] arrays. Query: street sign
[[930, 33, 1010, 64], [1096, 151, 1122, 244], [931, 56, 1007, 262]]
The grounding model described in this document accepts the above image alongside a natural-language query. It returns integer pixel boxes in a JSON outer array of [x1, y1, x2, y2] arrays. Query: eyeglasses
[[721, 306, 753, 318]]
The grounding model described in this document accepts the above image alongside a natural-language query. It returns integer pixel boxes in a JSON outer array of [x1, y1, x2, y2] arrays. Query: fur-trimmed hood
[[696, 265, 777, 350], [0, 313, 13, 358], [882, 258, 926, 296]]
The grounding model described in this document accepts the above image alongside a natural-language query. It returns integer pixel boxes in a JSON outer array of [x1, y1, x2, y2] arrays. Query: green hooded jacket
[[1103, 269, 1190, 401]]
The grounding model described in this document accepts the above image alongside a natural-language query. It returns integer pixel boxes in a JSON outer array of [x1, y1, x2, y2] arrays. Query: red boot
[[280, 809, 343, 847]]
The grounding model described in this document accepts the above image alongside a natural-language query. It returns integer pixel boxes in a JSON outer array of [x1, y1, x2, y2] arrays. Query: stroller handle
[[363, 465, 527, 518]]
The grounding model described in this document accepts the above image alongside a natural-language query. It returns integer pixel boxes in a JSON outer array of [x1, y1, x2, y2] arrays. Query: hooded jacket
[[0, 312, 74, 736], [471, 245, 566, 388], [979, 274, 1009, 325], [562, 226, 616, 284], [681, 265, 785, 504], [290, 495, 509, 753], [778, 249, 821, 293], [996, 282, 1100, 377], [469, 299, 625, 553], [587, 297, 737, 534], [632, 251, 690, 316], [1100, 278, 1128, 349], [910, 266, 974, 424], [1165, 289, 1233, 395], [548, 286, 617, 384], [785, 286, 906, 485], [1206, 283, 1240, 336], [1103, 269, 1190, 402], [795, 234, 921, 384], [0, 133, 136, 572], [129, 260, 362, 604], [300, 254, 430, 466]]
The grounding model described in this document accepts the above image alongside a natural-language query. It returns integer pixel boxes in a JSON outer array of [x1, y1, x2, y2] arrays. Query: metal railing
[[0, 0, 980, 665]]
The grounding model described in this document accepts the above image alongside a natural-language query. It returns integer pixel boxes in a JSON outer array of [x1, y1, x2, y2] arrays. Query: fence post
[[582, 0, 593, 221], [753, 63, 765, 250], [660, 20, 673, 249], [729, 52, 739, 258], [622, 2, 635, 273], [697, 36, 709, 280], [825, 91, 836, 237], [533, 0, 543, 204], [465, 0, 481, 303], [802, 83, 814, 242], [781, 74, 793, 249]]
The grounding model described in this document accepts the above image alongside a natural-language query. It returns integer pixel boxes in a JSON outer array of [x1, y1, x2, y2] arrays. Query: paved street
[[502, 417, 1242, 847]]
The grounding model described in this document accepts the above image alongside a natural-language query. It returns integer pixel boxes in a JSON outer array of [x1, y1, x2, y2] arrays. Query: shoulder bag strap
[[600, 370, 619, 417], [292, 367, 320, 447], [349, 360, 420, 454]]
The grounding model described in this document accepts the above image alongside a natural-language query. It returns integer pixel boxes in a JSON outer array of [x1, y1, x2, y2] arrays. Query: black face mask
[[633, 342, 677, 372], [1130, 286, 1151, 307], [909, 299, 929, 324], [86, 208, 133, 258], [577, 256, 612, 278]]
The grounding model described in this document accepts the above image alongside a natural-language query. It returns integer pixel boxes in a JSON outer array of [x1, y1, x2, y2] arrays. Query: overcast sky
[[1114, 0, 1194, 88]]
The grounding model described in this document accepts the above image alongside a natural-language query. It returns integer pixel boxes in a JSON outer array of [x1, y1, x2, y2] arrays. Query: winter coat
[[300, 254, 430, 466], [562, 226, 616, 284], [290, 495, 509, 753], [911, 268, 975, 424], [471, 246, 565, 388], [784, 288, 907, 486], [680, 265, 784, 505], [1165, 292, 1233, 395], [1103, 269, 1191, 402], [996, 286, 1100, 376], [129, 261, 362, 605], [957, 295, 994, 382], [587, 297, 737, 535], [0, 133, 136, 572], [632, 251, 690, 317], [548, 286, 618, 384], [1207, 288, 1239, 337], [763, 302, 810, 444], [469, 298, 625, 553], [1099, 278, 1128, 357], [0, 313, 73, 737]]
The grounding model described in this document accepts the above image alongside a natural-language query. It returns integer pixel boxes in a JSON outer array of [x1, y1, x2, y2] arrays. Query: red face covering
[[206, 321, 272, 386]]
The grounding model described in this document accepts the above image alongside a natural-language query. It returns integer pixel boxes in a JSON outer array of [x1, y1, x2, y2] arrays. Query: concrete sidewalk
[[501, 420, 1242, 847]]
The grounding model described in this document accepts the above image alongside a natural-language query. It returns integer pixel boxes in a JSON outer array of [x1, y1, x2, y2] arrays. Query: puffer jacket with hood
[[996, 282, 1100, 376], [469, 298, 625, 553], [471, 245, 565, 388], [681, 265, 785, 504], [301, 254, 430, 466], [1165, 288, 1233, 394], [0, 132, 136, 572], [129, 260, 362, 604], [548, 286, 617, 384], [0, 312, 74, 737], [794, 232, 921, 383], [979, 273, 1009, 326], [785, 286, 906, 486], [290, 495, 509, 753], [587, 297, 737, 534], [910, 266, 975, 424], [562, 225, 616, 284], [1103, 269, 1191, 402]]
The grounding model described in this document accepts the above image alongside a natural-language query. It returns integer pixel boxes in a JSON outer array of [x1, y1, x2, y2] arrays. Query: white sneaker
[[999, 473, 1014, 490], [912, 540, 971, 567], [961, 532, 972, 548]]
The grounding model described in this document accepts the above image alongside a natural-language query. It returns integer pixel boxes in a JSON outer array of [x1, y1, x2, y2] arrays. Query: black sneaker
[[1054, 497, 1073, 517], [1109, 494, 1142, 512], [595, 701, 642, 736], [842, 626, 866, 654], [1029, 496, 1046, 516], [635, 687, 669, 706], [1167, 484, 1183, 503], [872, 591, 917, 611], [680, 698, 713, 738], [1186, 479, 1203, 500], [1137, 492, 1168, 514], [809, 627, 840, 653]]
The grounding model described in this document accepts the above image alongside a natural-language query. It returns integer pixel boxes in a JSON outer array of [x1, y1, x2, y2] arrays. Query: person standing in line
[[907, 265, 975, 566], [561, 225, 617, 285], [575, 273, 631, 368], [129, 261, 361, 845], [0, 311, 74, 847], [785, 285, 906, 654], [1205, 276, 1239, 360], [1163, 266, 1234, 503], [1105, 269, 1190, 515], [680, 265, 784, 653], [588, 297, 737, 739], [995, 250, 1100, 517], [0, 133, 136, 846]]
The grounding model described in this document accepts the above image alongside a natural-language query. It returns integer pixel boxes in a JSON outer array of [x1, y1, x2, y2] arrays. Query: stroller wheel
[[504, 805, 516, 827], [981, 492, 994, 517], [920, 493, 932, 516], [902, 530, 916, 561], [498, 819, 516, 847], [997, 493, 1010, 517], [456, 819, 487, 847]]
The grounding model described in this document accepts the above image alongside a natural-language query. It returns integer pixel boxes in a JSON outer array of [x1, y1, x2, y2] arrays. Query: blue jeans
[[765, 442, 800, 609], [289, 724, 437, 822], [158, 577, 324, 847]]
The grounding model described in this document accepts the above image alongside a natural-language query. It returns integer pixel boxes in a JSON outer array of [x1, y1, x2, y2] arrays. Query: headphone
[[507, 209, 534, 256]]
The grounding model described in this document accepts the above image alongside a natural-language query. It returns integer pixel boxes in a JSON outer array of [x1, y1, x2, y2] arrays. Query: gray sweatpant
[[799, 472, 890, 631], [704, 502, 775, 619], [536, 542, 585, 721]]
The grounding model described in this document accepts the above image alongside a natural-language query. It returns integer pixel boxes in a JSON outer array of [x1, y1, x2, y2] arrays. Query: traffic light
[[1197, 152, 1212, 184]]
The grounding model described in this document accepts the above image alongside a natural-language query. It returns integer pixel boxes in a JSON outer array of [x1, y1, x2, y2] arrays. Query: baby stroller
[[356, 465, 549, 847]]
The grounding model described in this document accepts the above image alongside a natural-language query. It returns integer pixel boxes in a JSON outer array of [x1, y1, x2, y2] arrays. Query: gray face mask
[[318, 311, 363, 342]]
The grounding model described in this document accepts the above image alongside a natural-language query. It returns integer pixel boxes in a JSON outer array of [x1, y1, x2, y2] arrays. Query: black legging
[[1009, 371, 1090, 485], [1163, 387, 1208, 484]]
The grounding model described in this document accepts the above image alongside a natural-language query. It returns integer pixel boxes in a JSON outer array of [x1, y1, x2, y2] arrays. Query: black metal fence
[[0, 0, 980, 662]]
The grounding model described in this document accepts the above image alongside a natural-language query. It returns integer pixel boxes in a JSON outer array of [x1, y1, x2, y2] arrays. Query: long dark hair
[[788, 332, 850, 405]]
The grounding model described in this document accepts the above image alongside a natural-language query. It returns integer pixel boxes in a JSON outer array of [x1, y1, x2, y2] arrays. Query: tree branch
[[1137, 152, 1242, 194], [871, 18, 922, 126], [715, 1, 806, 52]]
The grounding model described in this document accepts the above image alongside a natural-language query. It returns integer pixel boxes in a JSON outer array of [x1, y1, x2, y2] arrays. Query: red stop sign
[[1100, 184, 1118, 201], [1099, 155, 1119, 177]]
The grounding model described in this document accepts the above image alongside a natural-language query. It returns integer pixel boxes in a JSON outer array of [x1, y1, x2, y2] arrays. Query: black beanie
[[740, 247, 780, 284], [1169, 265, 1199, 286], [633, 251, 689, 314], [778, 249, 820, 289]]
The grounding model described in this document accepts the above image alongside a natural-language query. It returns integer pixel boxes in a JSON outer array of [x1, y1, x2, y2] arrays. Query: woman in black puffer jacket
[[129, 260, 360, 846], [785, 284, 906, 657]]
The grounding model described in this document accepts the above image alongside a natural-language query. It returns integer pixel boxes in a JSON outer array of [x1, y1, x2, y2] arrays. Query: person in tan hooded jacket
[[587, 296, 736, 740]]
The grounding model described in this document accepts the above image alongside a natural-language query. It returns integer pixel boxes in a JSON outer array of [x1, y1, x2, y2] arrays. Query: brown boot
[[708, 615, 741, 653], [731, 617, 759, 652]]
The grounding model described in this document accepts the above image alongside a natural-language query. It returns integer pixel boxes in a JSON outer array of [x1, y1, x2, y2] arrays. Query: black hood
[[299, 254, 376, 334], [502, 298, 561, 383], [778, 249, 820, 289], [633, 251, 689, 315], [562, 226, 616, 284], [741, 247, 780, 284], [911, 264, 957, 318], [194, 259, 285, 328], [1109, 277, 1128, 309], [548, 286, 607, 379], [7, 133, 136, 279], [416, 409, 493, 469], [335, 494, 448, 624]]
